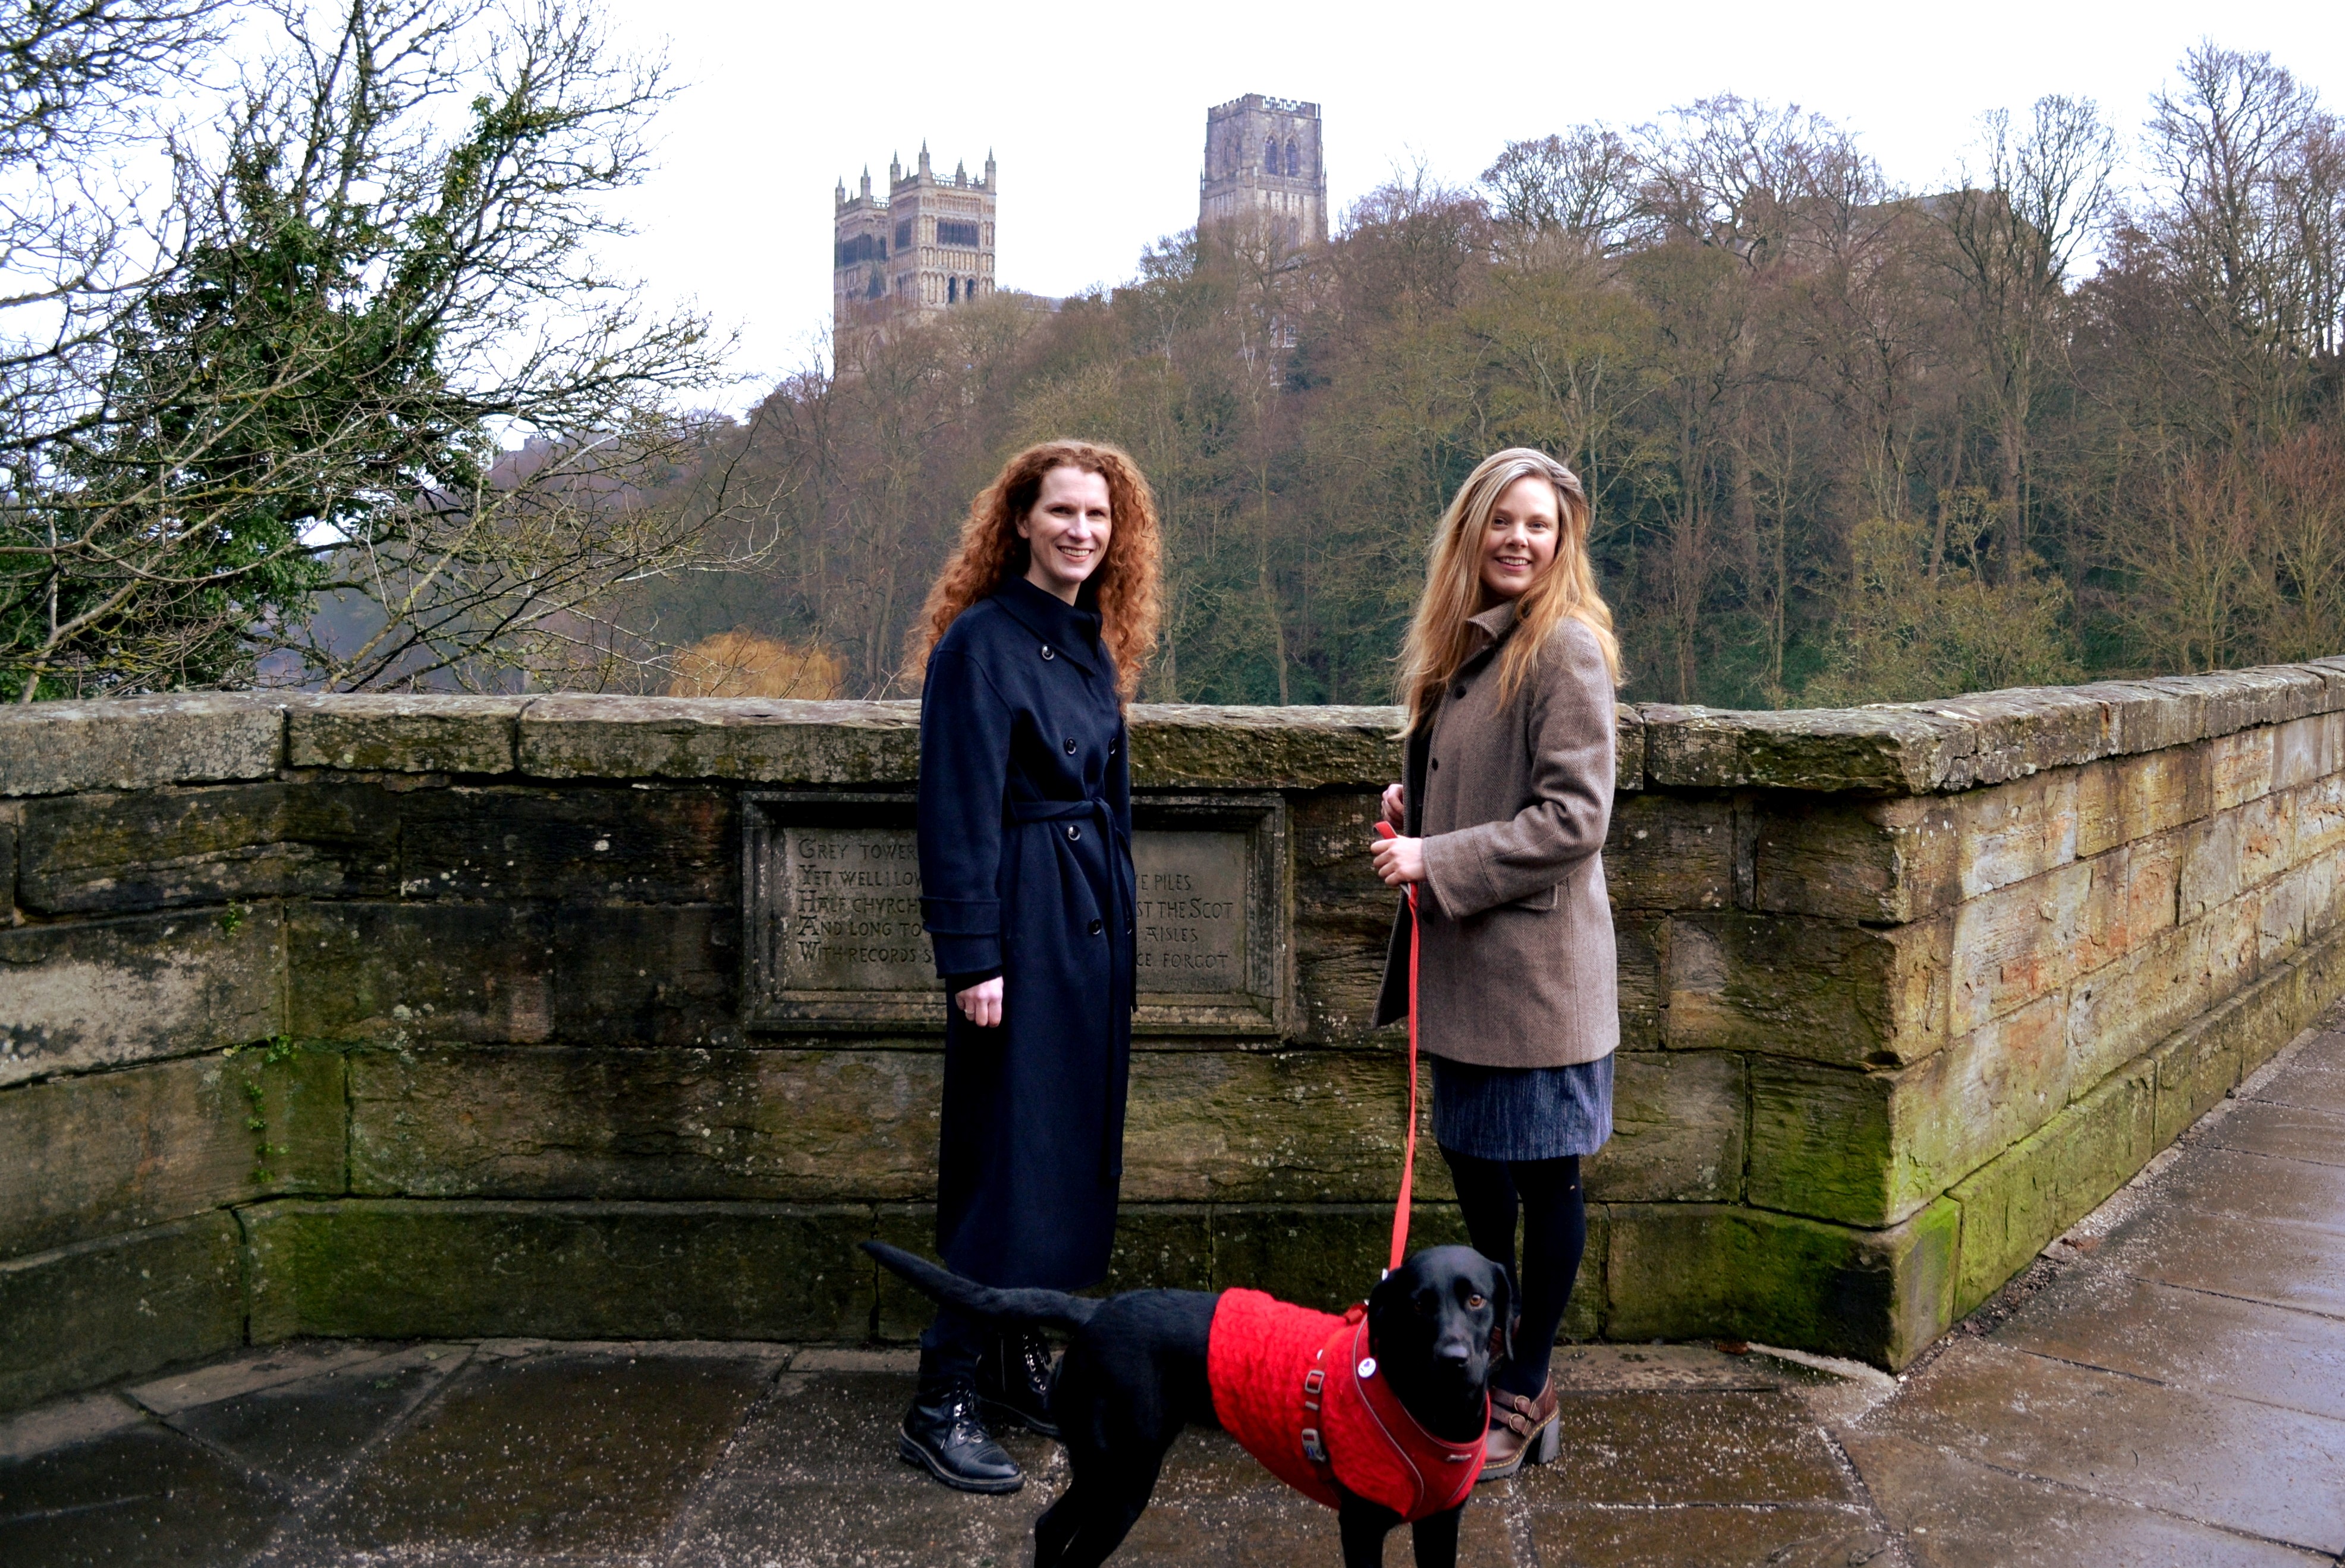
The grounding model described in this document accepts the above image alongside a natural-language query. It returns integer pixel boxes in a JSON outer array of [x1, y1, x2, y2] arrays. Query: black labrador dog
[[865, 1241, 1508, 1568]]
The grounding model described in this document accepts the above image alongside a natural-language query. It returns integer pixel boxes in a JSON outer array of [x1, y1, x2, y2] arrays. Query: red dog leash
[[1375, 822, 1418, 1275]]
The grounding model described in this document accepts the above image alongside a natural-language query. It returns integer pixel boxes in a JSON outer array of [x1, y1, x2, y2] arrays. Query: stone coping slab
[[2, 655, 2341, 796]]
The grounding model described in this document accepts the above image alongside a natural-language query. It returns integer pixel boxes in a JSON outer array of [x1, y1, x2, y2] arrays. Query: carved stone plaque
[[743, 792, 1287, 1034]]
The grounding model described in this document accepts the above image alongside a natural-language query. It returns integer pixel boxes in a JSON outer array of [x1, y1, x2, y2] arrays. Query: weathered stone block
[[288, 901, 554, 1044], [2211, 725, 2277, 810], [1128, 705, 1403, 789], [548, 904, 737, 1046], [1109, 1205, 1218, 1295], [352, 1046, 939, 1202], [1948, 1058, 2156, 1317], [349, 1045, 1436, 1206], [0, 1047, 344, 1257], [2074, 746, 2214, 859], [1953, 770, 2078, 898], [1124, 1050, 1434, 1204], [286, 694, 524, 774], [1750, 795, 1957, 923], [1907, 688, 2111, 788], [2273, 711, 2345, 792], [0, 803, 17, 922], [2151, 998, 2245, 1149], [0, 1214, 245, 1411], [1747, 991, 2068, 1227], [297, 901, 734, 1048], [243, 1198, 873, 1343], [518, 696, 922, 784], [1604, 1199, 1957, 1369], [1615, 916, 1667, 1049], [2180, 665, 2330, 740], [2057, 1055, 2158, 1219], [1291, 791, 1398, 1044], [1605, 794, 1734, 912], [0, 695, 282, 799], [1586, 1052, 1743, 1203], [1665, 912, 1948, 1068], [2298, 773, 2345, 864], [18, 783, 399, 913], [1950, 844, 2174, 1037], [1640, 705, 1969, 795], [2066, 922, 2215, 1096], [1210, 1203, 1473, 1315], [2079, 678, 2204, 756], [395, 785, 733, 904], [1614, 705, 1645, 792], [2256, 847, 2344, 969], [0, 906, 285, 1086], [871, 1204, 1222, 1338]]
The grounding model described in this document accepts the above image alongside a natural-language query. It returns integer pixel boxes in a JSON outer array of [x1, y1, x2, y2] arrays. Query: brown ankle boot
[[1478, 1380, 1559, 1482]]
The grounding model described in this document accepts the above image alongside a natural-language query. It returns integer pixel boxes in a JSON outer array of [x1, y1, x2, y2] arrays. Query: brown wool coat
[[1372, 604, 1618, 1068]]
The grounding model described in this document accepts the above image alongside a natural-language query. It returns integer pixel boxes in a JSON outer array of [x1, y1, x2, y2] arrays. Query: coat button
[[1041, 645, 1055, 661], [1431, 757, 1440, 771], [1453, 683, 1467, 698], [1064, 737, 1077, 754], [1108, 741, 1118, 756], [1066, 824, 1082, 841], [1087, 918, 1104, 936]]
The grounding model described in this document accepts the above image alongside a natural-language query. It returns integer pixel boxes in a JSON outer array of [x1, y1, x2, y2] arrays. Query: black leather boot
[[977, 1331, 1060, 1440], [898, 1379, 1022, 1493]]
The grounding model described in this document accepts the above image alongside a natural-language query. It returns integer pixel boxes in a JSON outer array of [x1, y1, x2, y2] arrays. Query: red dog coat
[[1206, 1287, 1486, 1522]]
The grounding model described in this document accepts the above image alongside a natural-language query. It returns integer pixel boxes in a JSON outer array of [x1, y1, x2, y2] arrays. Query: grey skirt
[[1430, 1052, 1614, 1162]]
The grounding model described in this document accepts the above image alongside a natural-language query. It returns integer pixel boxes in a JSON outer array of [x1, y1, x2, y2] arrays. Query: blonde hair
[[906, 440, 1164, 702], [1398, 448, 1621, 731]]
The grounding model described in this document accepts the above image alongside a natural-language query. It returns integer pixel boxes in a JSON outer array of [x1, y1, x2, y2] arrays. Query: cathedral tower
[[832, 145, 997, 366], [1199, 95, 1326, 247]]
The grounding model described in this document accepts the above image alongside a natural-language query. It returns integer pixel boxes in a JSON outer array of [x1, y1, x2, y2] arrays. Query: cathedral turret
[[1200, 94, 1327, 248], [833, 141, 998, 370]]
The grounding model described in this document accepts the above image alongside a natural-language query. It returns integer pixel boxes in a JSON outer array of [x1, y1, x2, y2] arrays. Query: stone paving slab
[[1841, 1431, 2328, 1568], [2205, 1096, 2345, 1167], [1991, 1268, 2345, 1422], [1857, 1336, 2345, 1552]]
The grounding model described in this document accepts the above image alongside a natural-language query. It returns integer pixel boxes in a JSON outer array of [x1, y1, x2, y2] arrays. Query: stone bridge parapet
[[4, 664, 2343, 1408]]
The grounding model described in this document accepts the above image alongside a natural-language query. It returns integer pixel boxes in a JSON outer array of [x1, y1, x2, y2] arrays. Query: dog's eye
[[1467, 1294, 1486, 1309]]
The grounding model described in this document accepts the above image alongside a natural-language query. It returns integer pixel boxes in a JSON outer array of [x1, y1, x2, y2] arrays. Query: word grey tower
[[832, 145, 996, 362], [1199, 95, 1326, 246]]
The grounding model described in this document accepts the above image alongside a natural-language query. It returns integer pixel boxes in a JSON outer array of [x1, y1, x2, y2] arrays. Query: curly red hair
[[907, 440, 1162, 700]]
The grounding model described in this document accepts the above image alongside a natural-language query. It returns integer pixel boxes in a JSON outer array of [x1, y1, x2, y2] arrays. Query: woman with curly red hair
[[895, 439, 1162, 1492]]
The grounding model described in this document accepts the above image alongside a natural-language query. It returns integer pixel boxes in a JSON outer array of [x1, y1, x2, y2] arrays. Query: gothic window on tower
[[1285, 140, 1299, 176], [895, 219, 913, 250], [937, 219, 980, 249], [948, 278, 957, 303], [1264, 136, 1277, 170]]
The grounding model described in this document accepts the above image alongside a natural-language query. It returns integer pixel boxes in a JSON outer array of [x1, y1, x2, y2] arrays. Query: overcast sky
[[594, 0, 2345, 411]]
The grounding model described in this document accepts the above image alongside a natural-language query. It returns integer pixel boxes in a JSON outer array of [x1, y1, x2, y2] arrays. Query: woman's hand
[[955, 976, 1004, 1028], [1371, 832, 1426, 887], [1381, 782, 1405, 827]]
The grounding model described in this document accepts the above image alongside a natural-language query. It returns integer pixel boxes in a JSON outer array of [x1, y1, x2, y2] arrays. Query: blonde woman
[[897, 439, 1162, 1493], [1369, 448, 1623, 1480]]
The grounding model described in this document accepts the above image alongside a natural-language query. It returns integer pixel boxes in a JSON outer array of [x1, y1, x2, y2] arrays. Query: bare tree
[[1934, 96, 2115, 572], [2, 0, 772, 699]]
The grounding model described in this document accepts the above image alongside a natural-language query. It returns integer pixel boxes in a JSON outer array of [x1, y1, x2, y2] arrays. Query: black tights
[[1440, 1148, 1586, 1400]]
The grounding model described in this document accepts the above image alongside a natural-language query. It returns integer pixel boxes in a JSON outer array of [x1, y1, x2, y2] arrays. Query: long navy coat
[[918, 574, 1136, 1290]]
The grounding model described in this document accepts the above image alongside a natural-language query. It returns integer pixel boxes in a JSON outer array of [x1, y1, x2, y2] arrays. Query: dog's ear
[[1367, 1258, 1412, 1326], [1488, 1261, 1514, 1363]]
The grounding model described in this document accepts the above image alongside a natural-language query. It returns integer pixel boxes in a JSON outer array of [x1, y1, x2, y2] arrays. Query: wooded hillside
[[620, 43, 2344, 708]]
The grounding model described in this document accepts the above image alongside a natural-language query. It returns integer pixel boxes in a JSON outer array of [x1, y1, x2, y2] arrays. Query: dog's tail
[[862, 1241, 1104, 1332]]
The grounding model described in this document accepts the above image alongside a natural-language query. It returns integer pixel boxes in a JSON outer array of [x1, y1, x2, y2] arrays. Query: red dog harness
[[1208, 1288, 1486, 1521]]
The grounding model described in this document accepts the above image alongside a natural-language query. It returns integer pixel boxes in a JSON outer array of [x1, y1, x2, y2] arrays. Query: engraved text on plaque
[[744, 792, 1286, 1033]]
